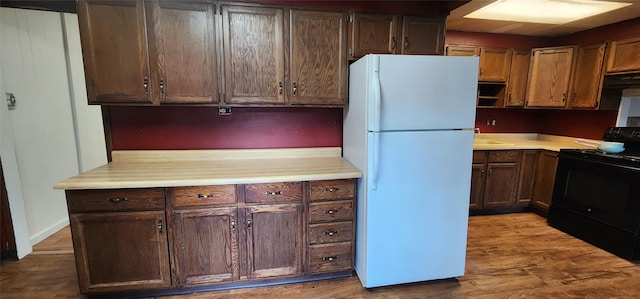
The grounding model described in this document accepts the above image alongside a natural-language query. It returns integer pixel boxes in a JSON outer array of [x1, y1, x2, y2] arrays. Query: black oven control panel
[[603, 127, 640, 144]]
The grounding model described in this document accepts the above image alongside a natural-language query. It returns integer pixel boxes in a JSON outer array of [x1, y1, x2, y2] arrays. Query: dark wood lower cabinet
[[470, 149, 559, 216], [171, 207, 239, 286], [65, 179, 356, 297], [531, 151, 559, 215], [70, 211, 171, 293], [470, 150, 520, 211]]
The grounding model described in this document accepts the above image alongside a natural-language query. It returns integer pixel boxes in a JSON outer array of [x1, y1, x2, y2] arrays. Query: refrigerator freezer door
[[368, 55, 479, 132], [355, 129, 473, 288]]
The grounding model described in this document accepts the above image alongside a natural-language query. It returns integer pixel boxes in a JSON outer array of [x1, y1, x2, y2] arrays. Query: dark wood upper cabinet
[[478, 47, 512, 82], [568, 43, 606, 109], [350, 12, 399, 57], [526, 47, 575, 108], [349, 13, 444, 59], [78, 0, 218, 105], [505, 49, 531, 107], [400, 16, 444, 55], [290, 10, 347, 106], [606, 35, 640, 74], [149, 1, 218, 104], [222, 5, 285, 105], [77, 0, 151, 104]]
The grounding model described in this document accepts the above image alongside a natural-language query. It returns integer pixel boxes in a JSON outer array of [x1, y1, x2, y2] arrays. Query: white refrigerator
[[343, 54, 479, 288]]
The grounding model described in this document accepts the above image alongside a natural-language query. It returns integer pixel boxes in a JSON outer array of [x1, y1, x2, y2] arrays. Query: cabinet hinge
[[349, 48, 353, 56]]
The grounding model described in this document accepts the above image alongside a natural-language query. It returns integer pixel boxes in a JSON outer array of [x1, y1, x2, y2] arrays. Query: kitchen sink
[[473, 139, 511, 145]]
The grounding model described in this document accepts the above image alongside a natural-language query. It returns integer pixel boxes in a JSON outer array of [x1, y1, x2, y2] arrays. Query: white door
[[358, 129, 472, 288], [0, 8, 105, 253], [367, 55, 479, 132]]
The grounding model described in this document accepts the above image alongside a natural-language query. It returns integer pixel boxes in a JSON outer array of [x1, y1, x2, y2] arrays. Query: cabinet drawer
[[310, 180, 355, 201], [168, 185, 236, 208], [308, 242, 353, 273], [488, 150, 520, 163], [308, 221, 353, 244], [309, 200, 353, 223], [244, 182, 302, 203], [473, 151, 487, 163], [66, 188, 164, 213]]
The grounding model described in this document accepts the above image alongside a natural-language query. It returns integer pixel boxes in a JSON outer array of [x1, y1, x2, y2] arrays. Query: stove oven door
[[550, 152, 640, 235]]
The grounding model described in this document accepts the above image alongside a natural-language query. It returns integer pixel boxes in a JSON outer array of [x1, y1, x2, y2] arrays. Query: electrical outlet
[[218, 107, 232, 115]]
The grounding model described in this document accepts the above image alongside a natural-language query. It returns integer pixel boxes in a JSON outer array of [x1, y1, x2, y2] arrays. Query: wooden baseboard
[[87, 271, 354, 299]]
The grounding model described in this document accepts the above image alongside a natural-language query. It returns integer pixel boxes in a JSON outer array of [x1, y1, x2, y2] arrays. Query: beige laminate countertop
[[473, 133, 600, 152], [54, 147, 362, 190]]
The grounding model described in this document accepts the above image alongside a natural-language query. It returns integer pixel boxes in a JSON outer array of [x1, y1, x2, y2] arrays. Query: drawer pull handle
[[109, 197, 128, 203], [324, 187, 340, 192], [324, 209, 339, 215], [322, 255, 338, 261], [197, 193, 215, 199], [323, 230, 339, 236], [265, 191, 282, 196]]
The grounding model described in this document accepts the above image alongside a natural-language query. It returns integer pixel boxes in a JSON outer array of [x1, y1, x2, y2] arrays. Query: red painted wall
[[108, 12, 635, 151], [108, 106, 343, 150]]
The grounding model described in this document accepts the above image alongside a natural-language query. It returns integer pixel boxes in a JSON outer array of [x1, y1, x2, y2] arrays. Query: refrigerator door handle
[[370, 55, 381, 132], [371, 132, 380, 190]]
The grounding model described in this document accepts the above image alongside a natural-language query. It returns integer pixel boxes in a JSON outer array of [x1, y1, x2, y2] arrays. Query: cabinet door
[[222, 6, 285, 105], [469, 163, 486, 210], [483, 162, 519, 208], [290, 10, 347, 106], [526, 47, 574, 108], [516, 150, 538, 206], [479, 48, 512, 82], [171, 207, 239, 286], [70, 211, 170, 293], [531, 151, 559, 214], [77, 0, 152, 104], [568, 43, 605, 109], [446, 45, 479, 56], [149, 1, 218, 104], [505, 50, 530, 107], [606, 36, 640, 73], [350, 13, 399, 58], [400, 16, 444, 55], [245, 204, 303, 279]]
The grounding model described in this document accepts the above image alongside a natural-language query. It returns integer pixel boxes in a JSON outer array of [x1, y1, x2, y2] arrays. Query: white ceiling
[[447, 0, 640, 37]]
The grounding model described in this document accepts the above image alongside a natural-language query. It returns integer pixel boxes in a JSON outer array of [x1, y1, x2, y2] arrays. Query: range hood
[[603, 73, 640, 89]]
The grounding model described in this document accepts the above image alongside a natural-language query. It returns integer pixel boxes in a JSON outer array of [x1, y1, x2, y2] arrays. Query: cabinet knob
[[324, 209, 339, 215], [278, 81, 283, 95], [404, 37, 409, 49], [562, 92, 567, 102], [480, 169, 485, 176], [230, 215, 236, 230], [571, 93, 577, 102], [109, 197, 128, 203], [322, 255, 339, 261], [391, 36, 397, 50], [488, 168, 493, 175], [143, 77, 149, 94], [159, 78, 165, 94], [292, 82, 298, 97], [323, 230, 339, 236], [157, 219, 163, 233]]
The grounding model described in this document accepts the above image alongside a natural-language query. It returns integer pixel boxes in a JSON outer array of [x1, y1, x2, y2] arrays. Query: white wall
[[0, 8, 106, 257], [616, 88, 640, 126]]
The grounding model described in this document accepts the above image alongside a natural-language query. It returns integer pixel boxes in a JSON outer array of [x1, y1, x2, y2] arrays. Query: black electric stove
[[549, 127, 640, 261], [558, 127, 640, 169]]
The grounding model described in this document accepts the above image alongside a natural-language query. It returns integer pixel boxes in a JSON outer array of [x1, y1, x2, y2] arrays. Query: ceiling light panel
[[464, 0, 632, 24]]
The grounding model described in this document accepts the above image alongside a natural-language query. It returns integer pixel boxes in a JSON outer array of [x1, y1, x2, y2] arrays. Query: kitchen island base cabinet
[[66, 179, 356, 297], [70, 211, 171, 293]]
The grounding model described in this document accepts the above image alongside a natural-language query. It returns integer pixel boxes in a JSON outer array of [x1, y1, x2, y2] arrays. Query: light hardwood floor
[[1, 213, 639, 298]]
